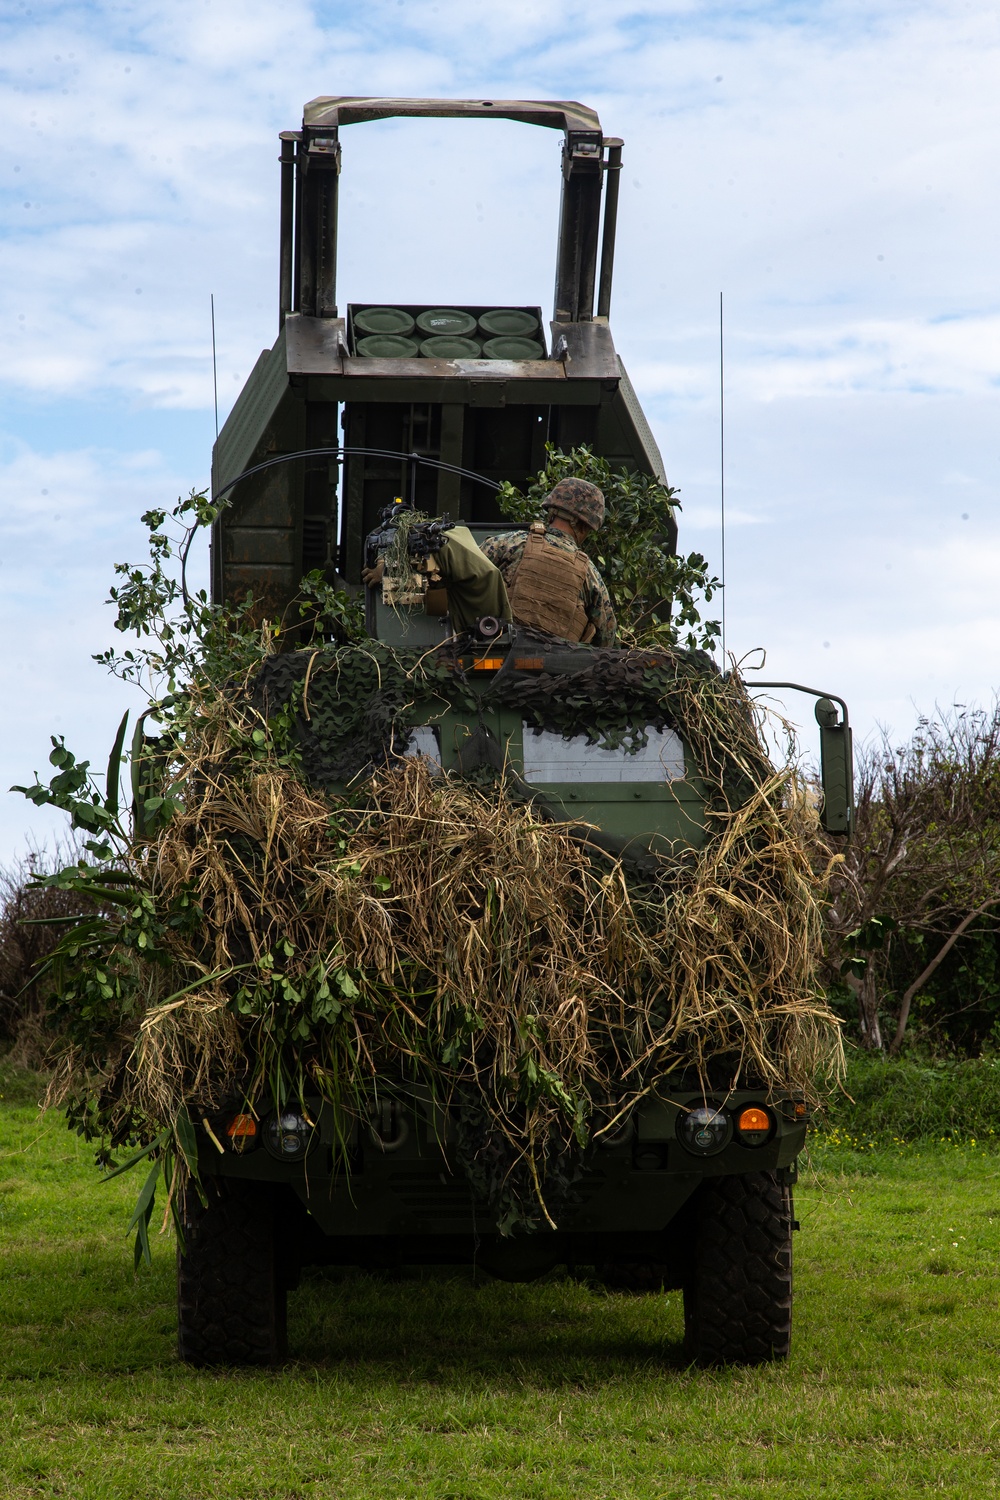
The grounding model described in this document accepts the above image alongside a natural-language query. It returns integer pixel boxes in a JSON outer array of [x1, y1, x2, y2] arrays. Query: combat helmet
[[542, 477, 605, 532]]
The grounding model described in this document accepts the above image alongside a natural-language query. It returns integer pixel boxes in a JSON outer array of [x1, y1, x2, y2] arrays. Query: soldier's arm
[[588, 607, 617, 648], [478, 535, 511, 574], [478, 533, 521, 580], [584, 565, 618, 648]]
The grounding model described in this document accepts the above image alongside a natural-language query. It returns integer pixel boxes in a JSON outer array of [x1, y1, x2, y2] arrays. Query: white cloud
[[0, 437, 201, 854], [2, 0, 1000, 852]]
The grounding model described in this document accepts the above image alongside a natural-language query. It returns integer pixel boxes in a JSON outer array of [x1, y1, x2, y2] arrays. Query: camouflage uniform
[[479, 525, 618, 648]]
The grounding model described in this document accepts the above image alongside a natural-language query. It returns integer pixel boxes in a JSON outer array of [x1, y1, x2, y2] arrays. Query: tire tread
[[683, 1170, 792, 1366], [176, 1179, 286, 1367]]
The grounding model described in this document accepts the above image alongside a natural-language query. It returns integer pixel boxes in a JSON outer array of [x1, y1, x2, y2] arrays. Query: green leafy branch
[[95, 491, 364, 703], [497, 444, 721, 653]]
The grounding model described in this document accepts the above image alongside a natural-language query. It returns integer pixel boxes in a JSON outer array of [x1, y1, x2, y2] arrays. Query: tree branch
[[889, 897, 1000, 1055]]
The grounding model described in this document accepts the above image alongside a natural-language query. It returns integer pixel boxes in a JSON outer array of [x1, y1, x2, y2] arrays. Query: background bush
[[0, 845, 95, 1065], [825, 703, 1000, 1055], [820, 1051, 1000, 1142]]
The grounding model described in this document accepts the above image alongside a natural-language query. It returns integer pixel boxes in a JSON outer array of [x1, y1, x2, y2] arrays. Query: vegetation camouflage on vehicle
[[16, 460, 842, 1252], [29, 678, 841, 1241]]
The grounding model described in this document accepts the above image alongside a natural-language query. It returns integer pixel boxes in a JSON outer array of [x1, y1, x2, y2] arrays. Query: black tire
[[177, 1179, 287, 1367], [683, 1170, 792, 1366]]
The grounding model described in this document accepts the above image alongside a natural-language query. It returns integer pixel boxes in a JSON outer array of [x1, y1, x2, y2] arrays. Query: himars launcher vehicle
[[183, 97, 854, 1367]]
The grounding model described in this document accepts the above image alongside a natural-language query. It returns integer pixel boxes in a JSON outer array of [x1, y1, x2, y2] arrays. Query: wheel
[[176, 1178, 287, 1367], [682, 1170, 793, 1366]]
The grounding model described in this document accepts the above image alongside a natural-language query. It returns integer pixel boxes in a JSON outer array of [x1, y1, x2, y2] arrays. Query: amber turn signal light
[[735, 1105, 772, 1146], [225, 1113, 257, 1152]]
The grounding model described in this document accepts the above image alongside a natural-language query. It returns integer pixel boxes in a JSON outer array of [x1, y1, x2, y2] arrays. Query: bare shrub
[[0, 843, 94, 1066], [826, 703, 1000, 1052]]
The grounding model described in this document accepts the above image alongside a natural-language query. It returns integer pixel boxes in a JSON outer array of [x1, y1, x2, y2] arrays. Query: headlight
[[735, 1104, 774, 1147], [263, 1110, 316, 1162], [677, 1104, 732, 1157]]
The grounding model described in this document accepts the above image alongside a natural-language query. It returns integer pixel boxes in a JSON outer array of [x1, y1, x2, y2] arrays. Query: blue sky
[[2, 0, 999, 856]]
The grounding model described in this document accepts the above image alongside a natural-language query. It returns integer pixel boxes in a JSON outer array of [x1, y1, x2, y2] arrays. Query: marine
[[479, 478, 617, 647]]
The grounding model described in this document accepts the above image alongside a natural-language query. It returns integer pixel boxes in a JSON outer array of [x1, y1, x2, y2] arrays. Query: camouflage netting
[[46, 639, 843, 1233], [253, 633, 748, 797]]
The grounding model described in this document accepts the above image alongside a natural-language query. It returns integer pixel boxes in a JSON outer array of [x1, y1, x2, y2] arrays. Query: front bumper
[[197, 1087, 807, 1243]]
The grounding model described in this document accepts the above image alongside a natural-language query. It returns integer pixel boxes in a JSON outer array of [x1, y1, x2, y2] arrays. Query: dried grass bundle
[[77, 669, 841, 1223], [45, 658, 842, 1228]]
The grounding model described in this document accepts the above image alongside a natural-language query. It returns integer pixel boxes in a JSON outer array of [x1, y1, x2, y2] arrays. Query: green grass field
[[3, 1059, 1000, 1499]]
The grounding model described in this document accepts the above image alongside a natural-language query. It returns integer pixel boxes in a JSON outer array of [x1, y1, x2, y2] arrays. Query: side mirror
[[814, 698, 854, 837]]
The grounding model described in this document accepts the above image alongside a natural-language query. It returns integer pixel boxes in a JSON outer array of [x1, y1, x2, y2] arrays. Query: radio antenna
[[719, 291, 727, 670], [211, 293, 219, 442]]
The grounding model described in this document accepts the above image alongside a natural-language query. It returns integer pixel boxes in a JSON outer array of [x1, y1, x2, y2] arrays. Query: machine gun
[[364, 501, 459, 602], [363, 501, 509, 633], [403, 517, 459, 571]]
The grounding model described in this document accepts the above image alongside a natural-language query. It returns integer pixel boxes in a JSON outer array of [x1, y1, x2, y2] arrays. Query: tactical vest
[[507, 524, 595, 642]]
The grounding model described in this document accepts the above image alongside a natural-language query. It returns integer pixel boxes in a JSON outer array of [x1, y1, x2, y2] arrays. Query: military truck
[[182, 97, 853, 1368]]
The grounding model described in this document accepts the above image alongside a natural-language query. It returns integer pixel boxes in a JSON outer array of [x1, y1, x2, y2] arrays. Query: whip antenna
[[719, 292, 727, 669], [211, 293, 219, 442]]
